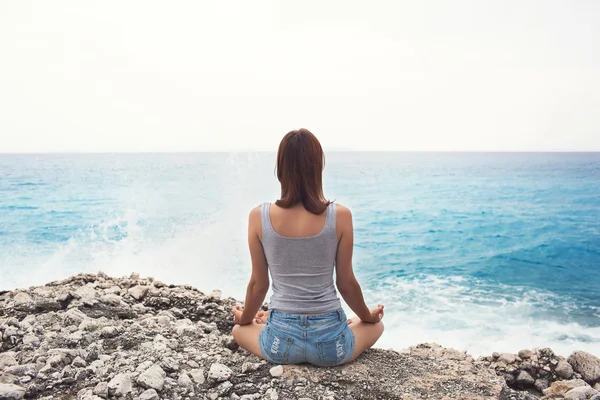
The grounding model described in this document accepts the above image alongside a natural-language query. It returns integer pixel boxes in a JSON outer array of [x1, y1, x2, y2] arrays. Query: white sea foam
[[362, 275, 600, 356]]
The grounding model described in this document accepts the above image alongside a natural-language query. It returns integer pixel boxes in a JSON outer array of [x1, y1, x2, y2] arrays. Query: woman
[[231, 129, 384, 367]]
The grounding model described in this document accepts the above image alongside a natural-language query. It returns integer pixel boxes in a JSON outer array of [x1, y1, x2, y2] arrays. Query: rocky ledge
[[0, 273, 598, 400]]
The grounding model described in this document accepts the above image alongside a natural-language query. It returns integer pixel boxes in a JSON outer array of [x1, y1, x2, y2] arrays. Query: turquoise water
[[1, 152, 599, 356]]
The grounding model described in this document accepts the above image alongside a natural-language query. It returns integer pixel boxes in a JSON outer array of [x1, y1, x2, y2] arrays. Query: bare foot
[[254, 310, 268, 324]]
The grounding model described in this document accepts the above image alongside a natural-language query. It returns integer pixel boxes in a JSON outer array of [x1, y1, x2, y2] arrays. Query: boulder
[[568, 351, 600, 384]]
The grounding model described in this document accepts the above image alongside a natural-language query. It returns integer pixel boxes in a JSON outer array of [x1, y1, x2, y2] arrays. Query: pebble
[[139, 389, 160, 400], [189, 368, 205, 384], [208, 363, 232, 382], [137, 365, 166, 391], [270, 365, 284, 378], [107, 373, 132, 397], [555, 360, 574, 379]]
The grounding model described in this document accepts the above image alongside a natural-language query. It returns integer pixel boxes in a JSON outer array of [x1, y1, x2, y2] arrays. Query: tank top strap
[[261, 202, 273, 236], [325, 202, 336, 233]]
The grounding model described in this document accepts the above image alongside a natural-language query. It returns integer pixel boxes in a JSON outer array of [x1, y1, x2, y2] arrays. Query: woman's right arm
[[335, 205, 382, 323]]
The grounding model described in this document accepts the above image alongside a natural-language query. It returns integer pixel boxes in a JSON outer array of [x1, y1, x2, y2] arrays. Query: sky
[[0, 1, 599, 152]]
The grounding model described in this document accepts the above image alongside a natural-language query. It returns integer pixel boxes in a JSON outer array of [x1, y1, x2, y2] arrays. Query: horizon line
[[1, 150, 600, 154]]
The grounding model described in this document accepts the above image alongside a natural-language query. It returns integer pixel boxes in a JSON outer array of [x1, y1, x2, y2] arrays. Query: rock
[[241, 362, 261, 373], [99, 326, 118, 338], [590, 394, 600, 400], [72, 356, 87, 368], [107, 373, 132, 397], [92, 382, 108, 398], [189, 368, 205, 384], [498, 353, 517, 364], [137, 365, 166, 391], [0, 383, 26, 400], [516, 370, 535, 387], [5, 364, 36, 378], [21, 335, 39, 346], [208, 290, 222, 300], [139, 389, 160, 400], [0, 355, 17, 370], [518, 349, 534, 360], [128, 285, 149, 301], [265, 388, 279, 400], [64, 308, 88, 326], [270, 365, 284, 378], [534, 378, 550, 392], [556, 359, 575, 379], [498, 387, 538, 400], [208, 363, 232, 382], [492, 352, 500, 360], [543, 379, 589, 397], [215, 381, 233, 396], [12, 292, 33, 308], [568, 351, 600, 384], [564, 385, 594, 400], [177, 372, 193, 390]]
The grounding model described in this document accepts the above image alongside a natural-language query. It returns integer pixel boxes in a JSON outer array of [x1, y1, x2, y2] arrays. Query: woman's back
[[261, 202, 341, 314]]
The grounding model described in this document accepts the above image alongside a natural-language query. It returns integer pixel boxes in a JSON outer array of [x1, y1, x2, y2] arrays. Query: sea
[[1, 152, 599, 357]]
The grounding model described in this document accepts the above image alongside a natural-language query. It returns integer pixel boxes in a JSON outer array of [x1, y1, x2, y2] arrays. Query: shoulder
[[248, 204, 264, 238], [334, 203, 352, 221], [249, 204, 263, 224], [334, 203, 353, 239]]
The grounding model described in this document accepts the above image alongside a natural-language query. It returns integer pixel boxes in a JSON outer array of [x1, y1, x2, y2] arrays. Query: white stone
[[72, 356, 87, 368], [128, 285, 149, 301], [137, 365, 166, 391], [189, 368, 205, 384], [178, 372, 193, 390], [22, 335, 39, 346], [0, 383, 26, 400], [63, 308, 87, 326], [564, 386, 594, 400], [0, 354, 18, 369], [100, 326, 118, 338], [13, 293, 33, 307], [208, 290, 222, 300], [139, 389, 160, 400], [265, 388, 279, 400], [269, 365, 284, 378], [497, 353, 516, 364], [75, 284, 97, 299], [107, 373, 132, 397], [92, 382, 108, 398], [208, 363, 232, 382]]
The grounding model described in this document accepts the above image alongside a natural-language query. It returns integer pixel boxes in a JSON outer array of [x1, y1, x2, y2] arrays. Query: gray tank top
[[261, 202, 342, 314]]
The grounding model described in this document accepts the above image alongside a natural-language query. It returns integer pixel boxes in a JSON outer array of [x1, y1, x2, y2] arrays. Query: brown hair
[[275, 128, 331, 215]]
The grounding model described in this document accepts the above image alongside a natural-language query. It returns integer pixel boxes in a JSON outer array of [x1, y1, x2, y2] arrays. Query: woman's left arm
[[236, 206, 270, 325]]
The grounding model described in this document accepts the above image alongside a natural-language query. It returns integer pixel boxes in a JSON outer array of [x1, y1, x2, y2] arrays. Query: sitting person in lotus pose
[[231, 128, 384, 366]]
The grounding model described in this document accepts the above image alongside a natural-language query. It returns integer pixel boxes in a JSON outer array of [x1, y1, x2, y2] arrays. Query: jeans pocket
[[263, 326, 294, 363], [316, 331, 349, 367]]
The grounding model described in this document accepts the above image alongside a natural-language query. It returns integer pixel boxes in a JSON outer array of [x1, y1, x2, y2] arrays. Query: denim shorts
[[259, 308, 355, 367]]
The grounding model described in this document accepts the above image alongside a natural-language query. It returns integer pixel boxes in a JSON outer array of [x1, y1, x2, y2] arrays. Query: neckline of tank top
[[265, 202, 333, 240]]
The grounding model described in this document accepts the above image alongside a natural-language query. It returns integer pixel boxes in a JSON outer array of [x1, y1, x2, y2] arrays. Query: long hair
[[275, 128, 331, 215]]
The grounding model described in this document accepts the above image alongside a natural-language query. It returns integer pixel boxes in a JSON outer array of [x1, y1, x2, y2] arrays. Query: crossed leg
[[346, 315, 384, 362], [231, 322, 266, 359]]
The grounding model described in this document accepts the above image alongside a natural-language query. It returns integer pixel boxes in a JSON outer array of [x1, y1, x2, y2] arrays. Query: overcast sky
[[0, 1, 598, 152]]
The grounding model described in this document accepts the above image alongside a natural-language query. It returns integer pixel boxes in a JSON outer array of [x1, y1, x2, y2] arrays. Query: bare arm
[[335, 206, 380, 323], [237, 206, 270, 325]]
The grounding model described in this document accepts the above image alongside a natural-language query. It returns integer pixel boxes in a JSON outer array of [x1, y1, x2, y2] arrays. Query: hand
[[365, 304, 384, 324], [254, 310, 268, 324], [231, 305, 267, 325], [232, 305, 245, 325]]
